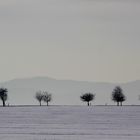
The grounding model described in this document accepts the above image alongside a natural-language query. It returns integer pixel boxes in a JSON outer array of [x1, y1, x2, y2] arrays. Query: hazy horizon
[[0, 0, 140, 83], [1, 75, 140, 84]]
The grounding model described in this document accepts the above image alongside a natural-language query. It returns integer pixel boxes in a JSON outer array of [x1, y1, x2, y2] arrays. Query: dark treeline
[[0, 86, 137, 107]]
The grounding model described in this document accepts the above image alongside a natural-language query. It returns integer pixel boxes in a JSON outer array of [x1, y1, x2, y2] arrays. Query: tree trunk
[[3, 100, 5, 107], [47, 101, 48, 106], [39, 101, 41, 106], [87, 102, 89, 106], [120, 102, 122, 106], [117, 102, 119, 106]]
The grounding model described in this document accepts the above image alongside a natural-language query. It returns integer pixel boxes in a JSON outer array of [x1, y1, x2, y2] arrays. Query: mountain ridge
[[0, 76, 139, 106]]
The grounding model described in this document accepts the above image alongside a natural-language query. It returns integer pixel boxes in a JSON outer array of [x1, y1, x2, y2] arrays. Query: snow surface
[[0, 106, 140, 140]]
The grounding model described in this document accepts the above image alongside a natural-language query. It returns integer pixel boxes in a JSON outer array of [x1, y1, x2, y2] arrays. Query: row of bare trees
[[80, 86, 126, 106], [0, 86, 127, 107]]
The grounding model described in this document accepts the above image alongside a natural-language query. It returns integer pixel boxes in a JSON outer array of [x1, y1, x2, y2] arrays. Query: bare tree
[[80, 93, 95, 106], [119, 94, 126, 106], [43, 91, 52, 106], [0, 88, 8, 107], [35, 91, 44, 106], [112, 86, 126, 106]]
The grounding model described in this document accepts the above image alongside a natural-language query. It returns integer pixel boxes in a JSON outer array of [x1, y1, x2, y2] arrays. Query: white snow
[[0, 106, 140, 140]]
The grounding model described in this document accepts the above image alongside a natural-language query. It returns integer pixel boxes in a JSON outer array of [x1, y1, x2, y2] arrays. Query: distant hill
[[0, 77, 140, 106]]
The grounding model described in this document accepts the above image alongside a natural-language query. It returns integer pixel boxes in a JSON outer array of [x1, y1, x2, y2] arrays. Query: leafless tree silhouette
[[0, 88, 8, 107], [112, 86, 126, 106], [35, 91, 44, 106], [43, 91, 52, 106], [80, 93, 95, 106]]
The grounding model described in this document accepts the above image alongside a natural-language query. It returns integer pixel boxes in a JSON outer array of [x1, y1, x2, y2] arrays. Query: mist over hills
[[0, 77, 140, 106]]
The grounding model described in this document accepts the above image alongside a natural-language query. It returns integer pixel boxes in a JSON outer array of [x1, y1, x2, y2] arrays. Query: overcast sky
[[0, 0, 140, 83]]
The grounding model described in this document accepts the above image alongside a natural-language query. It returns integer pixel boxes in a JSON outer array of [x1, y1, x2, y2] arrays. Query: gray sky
[[0, 0, 140, 83]]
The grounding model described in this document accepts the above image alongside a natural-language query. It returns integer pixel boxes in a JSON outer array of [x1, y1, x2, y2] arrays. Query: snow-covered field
[[0, 106, 140, 140]]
